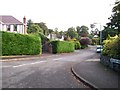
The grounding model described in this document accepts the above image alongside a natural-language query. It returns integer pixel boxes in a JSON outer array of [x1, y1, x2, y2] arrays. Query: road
[[2, 46, 100, 88]]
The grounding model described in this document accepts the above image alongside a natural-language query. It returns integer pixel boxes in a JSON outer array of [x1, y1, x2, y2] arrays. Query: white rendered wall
[[0, 24, 1, 31], [10, 25, 14, 32], [2, 25, 7, 31]]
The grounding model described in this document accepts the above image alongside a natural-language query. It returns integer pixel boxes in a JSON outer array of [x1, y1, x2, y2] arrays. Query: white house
[[47, 34, 64, 41], [0, 15, 26, 34]]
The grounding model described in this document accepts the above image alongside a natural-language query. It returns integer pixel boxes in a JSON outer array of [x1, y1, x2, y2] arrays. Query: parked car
[[96, 45, 102, 53]]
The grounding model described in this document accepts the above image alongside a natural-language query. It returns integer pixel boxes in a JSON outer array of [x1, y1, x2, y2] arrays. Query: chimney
[[23, 16, 26, 34]]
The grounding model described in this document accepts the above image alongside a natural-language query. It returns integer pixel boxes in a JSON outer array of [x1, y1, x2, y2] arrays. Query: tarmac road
[[2, 46, 99, 88]]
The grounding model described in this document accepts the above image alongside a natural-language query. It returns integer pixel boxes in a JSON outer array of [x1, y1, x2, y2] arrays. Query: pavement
[[71, 59, 120, 90], [0, 53, 53, 62]]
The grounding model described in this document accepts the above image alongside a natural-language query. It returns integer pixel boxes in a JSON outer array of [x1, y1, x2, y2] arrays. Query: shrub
[[80, 37, 91, 49], [51, 40, 74, 54], [102, 35, 120, 59], [69, 39, 81, 50], [91, 38, 100, 45], [39, 32, 49, 44], [2, 31, 42, 55], [74, 41, 81, 50]]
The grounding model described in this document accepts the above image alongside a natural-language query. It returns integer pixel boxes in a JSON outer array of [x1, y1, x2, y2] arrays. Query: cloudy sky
[[0, 0, 115, 31]]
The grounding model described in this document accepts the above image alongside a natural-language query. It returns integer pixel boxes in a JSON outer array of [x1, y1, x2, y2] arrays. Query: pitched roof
[[0, 15, 23, 24]]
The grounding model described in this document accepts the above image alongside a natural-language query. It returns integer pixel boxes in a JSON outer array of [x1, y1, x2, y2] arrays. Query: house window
[[14, 25, 17, 31], [7, 25, 10, 31]]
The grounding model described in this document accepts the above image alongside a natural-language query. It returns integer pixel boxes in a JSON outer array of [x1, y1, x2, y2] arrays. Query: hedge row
[[102, 35, 120, 59], [2, 31, 42, 55], [51, 41, 74, 54]]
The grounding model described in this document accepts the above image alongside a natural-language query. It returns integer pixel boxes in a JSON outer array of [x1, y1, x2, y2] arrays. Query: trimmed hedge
[[51, 41, 74, 54], [2, 31, 42, 55]]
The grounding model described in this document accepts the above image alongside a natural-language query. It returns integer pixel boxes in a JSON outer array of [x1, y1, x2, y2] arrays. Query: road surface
[[2, 46, 100, 88]]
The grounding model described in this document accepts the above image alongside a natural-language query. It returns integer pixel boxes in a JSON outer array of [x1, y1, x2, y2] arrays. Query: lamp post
[[92, 23, 102, 54]]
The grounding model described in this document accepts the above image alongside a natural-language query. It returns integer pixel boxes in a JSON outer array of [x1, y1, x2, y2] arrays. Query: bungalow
[[0, 15, 26, 34]]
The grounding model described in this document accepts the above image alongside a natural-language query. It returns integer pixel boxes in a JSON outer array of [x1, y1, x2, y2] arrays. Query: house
[[47, 34, 64, 41], [0, 15, 26, 34]]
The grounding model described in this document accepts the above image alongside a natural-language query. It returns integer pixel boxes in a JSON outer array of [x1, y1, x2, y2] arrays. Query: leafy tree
[[102, 27, 118, 40], [77, 25, 89, 37], [106, 0, 120, 34], [27, 24, 43, 34], [27, 19, 33, 33], [35, 22, 49, 36], [76, 26, 81, 35], [66, 27, 78, 39], [48, 29, 54, 34]]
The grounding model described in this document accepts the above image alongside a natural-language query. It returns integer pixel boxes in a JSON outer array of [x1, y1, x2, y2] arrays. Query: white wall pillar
[[0, 24, 1, 31], [17, 25, 19, 33], [22, 25, 24, 34], [10, 25, 14, 32], [3, 25, 7, 31]]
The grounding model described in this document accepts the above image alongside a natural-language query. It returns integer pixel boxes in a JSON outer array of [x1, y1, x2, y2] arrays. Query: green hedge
[[51, 41, 74, 54], [2, 31, 42, 55]]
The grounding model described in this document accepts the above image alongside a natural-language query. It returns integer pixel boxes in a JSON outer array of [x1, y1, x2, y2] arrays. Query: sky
[[0, 0, 115, 31]]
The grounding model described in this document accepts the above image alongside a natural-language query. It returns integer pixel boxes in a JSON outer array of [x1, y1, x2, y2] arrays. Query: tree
[[76, 26, 81, 35], [106, 0, 120, 34], [35, 22, 49, 36], [77, 25, 89, 37], [66, 27, 78, 39], [102, 27, 118, 40], [27, 19, 33, 33], [27, 24, 43, 34], [48, 29, 54, 34]]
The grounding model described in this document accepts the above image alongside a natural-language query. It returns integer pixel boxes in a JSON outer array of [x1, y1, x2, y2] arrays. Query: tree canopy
[[106, 0, 120, 34], [66, 27, 78, 39], [76, 25, 89, 37], [35, 22, 49, 36], [103, 0, 120, 40]]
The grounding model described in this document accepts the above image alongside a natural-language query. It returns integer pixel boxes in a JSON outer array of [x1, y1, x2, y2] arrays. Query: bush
[[102, 35, 120, 59], [74, 41, 81, 50], [2, 31, 42, 55], [80, 37, 91, 49], [39, 32, 49, 44], [91, 38, 100, 45], [51, 40, 74, 54], [69, 39, 81, 50]]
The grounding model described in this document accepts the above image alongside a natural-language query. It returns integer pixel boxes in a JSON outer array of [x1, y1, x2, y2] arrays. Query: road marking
[[12, 61, 46, 68], [85, 59, 100, 61], [53, 58, 63, 61], [1, 65, 12, 68]]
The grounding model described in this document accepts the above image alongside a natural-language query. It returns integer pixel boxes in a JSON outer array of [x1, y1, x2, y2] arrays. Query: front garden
[[100, 35, 120, 72]]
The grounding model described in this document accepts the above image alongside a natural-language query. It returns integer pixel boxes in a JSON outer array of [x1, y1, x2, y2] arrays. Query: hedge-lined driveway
[[2, 46, 99, 88]]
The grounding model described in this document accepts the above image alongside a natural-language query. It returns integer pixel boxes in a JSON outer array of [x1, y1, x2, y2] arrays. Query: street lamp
[[92, 22, 102, 54]]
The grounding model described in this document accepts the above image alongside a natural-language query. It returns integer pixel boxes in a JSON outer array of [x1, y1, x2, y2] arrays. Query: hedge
[[2, 31, 42, 55], [51, 41, 74, 54]]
